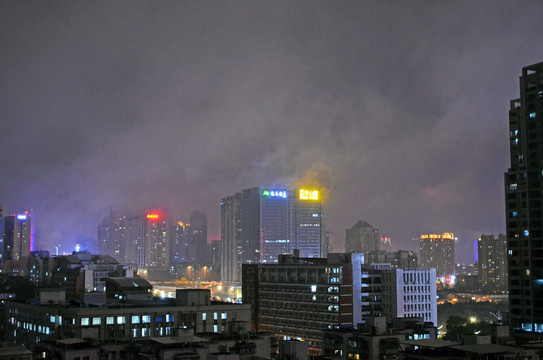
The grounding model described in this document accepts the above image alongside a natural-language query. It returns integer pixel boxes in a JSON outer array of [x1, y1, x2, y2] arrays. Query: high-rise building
[[221, 187, 324, 281], [259, 189, 290, 263], [3, 212, 32, 262], [171, 221, 191, 264], [190, 211, 208, 264], [221, 193, 242, 282], [345, 220, 380, 255], [241, 188, 261, 264], [505, 62, 543, 334], [419, 233, 455, 276], [97, 210, 127, 262], [145, 211, 170, 271], [292, 189, 323, 258], [477, 234, 507, 293], [126, 214, 147, 267]]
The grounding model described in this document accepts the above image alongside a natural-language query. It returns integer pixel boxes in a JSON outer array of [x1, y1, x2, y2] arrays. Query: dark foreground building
[[4, 285, 251, 358], [243, 252, 437, 356], [505, 61, 543, 334]]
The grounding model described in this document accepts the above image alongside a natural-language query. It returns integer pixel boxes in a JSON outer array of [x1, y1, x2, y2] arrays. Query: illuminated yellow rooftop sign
[[299, 189, 319, 200], [420, 233, 455, 240]]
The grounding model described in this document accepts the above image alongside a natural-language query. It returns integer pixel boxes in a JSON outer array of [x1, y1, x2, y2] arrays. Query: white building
[[380, 266, 437, 326]]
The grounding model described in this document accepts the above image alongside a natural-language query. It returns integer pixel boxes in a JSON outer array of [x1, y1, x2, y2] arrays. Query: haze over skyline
[[1, 1, 543, 263]]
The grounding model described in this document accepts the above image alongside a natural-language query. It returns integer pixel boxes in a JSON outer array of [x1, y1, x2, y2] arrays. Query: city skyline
[[1, 2, 543, 263]]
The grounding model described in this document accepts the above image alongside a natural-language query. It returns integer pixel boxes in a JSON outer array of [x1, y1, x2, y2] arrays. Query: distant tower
[[126, 214, 147, 267], [171, 221, 191, 264], [345, 220, 380, 255], [221, 193, 242, 282], [146, 211, 169, 270], [292, 189, 323, 258], [97, 210, 127, 262], [259, 188, 290, 263], [477, 234, 507, 293], [3, 212, 32, 262], [190, 211, 208, 264], [504, 62, 543, 334], [209, 239, 222, 267], [419, 233, 455, 276]]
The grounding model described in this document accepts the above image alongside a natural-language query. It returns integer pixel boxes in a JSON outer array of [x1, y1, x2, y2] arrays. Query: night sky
[[1, 1, 542, 262]]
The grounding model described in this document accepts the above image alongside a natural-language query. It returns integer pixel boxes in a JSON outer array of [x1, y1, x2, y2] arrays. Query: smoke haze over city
[[1, 1, 542, 262]]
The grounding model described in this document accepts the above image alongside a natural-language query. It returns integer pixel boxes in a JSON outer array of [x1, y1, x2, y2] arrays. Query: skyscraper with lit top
[[259, 188, 290, 263], [2, 212, 32, 272], [291, 189, 323, 258], [171, 221, 191, 264], [145, 211, 170, 270], [419, 233, 455, 276], [505, 62, 543, 334]]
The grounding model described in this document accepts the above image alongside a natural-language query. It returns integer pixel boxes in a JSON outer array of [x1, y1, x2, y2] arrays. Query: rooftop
[[401, 339, 461, 348]]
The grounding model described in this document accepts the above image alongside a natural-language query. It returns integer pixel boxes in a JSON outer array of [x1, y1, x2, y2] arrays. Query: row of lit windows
[[202, 312, 227, 320], [10, 319, 51, 335], [82, 313, 174, 326], [517, 323, 543, 333]]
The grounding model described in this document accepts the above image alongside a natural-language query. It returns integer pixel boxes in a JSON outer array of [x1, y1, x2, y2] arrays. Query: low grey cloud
[[1, 1, 542, 261]]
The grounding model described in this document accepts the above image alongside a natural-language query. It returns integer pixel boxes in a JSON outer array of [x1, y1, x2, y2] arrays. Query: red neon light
[[146, 214, 159, 220]]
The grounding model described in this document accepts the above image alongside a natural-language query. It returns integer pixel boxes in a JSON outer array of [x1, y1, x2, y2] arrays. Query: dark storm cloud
[[1, 1, 542, 260]]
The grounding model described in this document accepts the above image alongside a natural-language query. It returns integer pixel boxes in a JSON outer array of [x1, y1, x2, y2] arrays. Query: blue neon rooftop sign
[[262, 189, 287, 198]]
